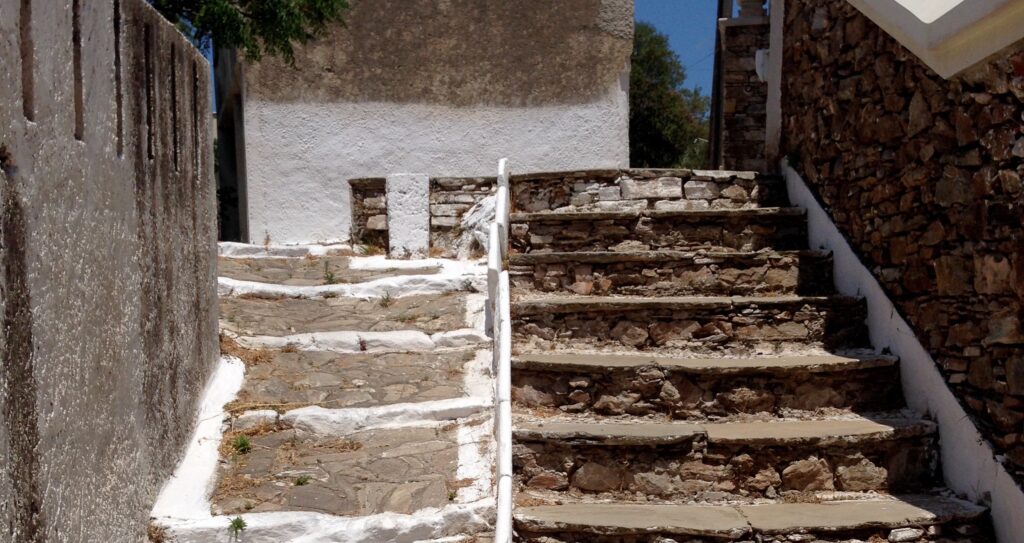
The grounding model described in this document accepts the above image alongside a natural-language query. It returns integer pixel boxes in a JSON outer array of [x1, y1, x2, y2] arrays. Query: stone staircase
[[505, 170, 992, 542]]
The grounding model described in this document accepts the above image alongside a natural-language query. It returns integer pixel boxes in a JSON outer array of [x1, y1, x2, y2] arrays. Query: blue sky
[[635, 0, 719, 95]]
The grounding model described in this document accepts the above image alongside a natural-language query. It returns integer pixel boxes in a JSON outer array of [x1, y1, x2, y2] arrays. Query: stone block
[[620, 177, 683, 199], [386, 173, 430, 257], [366, 214, 388, 230], [684, 180, 722, 200], [597, 186, 622, 201]]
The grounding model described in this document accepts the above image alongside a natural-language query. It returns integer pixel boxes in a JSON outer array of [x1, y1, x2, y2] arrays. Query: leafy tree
[[630, 22, 710, 168], [151, 0, 349, 65]]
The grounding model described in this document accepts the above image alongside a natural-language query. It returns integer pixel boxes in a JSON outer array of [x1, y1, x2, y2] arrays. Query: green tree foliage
[[630, 22, 710, 168], [152, 0, 349, 65]]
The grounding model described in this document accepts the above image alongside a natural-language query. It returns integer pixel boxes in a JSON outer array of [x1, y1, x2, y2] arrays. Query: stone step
[[514, 495, 990, 542], [512, 415, 938, 499], [511, 352, 902, 418], [511, 207, 807, 254], [509, 249, 834, 297], [510, 169, 788, 215], [512, 295, 868, 355]]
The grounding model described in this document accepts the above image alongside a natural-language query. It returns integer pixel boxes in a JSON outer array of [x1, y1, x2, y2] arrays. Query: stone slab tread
[[513, 413, 935, 446], [512, 352, 897, 375], [511, 207, 804, 222], [509, 249, 829, 265], [512, 294, 862, 315], [514, 494, 986, 537]]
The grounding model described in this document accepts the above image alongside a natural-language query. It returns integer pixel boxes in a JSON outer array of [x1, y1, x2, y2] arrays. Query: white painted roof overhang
[[846, 0, 1024, 78]]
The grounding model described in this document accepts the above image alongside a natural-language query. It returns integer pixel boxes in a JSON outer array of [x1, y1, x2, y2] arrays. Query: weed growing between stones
[[232, 435, 252, 454], [323, 261, 338, 284], [378, 291, 393, 308], [294, 475, 311, 486], [227, 517, 246, 539]]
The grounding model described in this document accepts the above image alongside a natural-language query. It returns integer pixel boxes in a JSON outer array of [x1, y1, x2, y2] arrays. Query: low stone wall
[[1, 1, 218, 540], [430, 176, 495, 258], [781, 0, 1024, 484], [511, 169, 786, 213], [720, 20, 770, 171], [349, 178, 387, 249]]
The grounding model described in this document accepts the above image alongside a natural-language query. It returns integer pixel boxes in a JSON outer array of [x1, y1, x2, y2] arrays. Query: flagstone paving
[[219, 255, 441, 285], [226, 348, 474, 413], [220, 292, 469, 336]]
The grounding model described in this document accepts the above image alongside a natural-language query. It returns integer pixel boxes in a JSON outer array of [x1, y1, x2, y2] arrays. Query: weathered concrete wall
[[781, 0, 1024, 488], [233, 0, 633, 245], [0, 1, 218, 540]]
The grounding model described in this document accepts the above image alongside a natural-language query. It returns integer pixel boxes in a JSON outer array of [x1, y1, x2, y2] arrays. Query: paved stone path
[[208, 253, 494, 541]]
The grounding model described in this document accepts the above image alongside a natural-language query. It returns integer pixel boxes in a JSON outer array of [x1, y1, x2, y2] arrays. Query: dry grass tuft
[[220, 334, 274, 367], [147, 523, 168, 543]]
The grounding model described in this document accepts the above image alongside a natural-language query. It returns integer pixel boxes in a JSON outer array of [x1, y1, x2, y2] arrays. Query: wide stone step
[[510, 169, 788, 215], [512, 415, 938, 499], [514, 495, 990, 542], [509, 249, 833, 296], [510, 208, 807, 253], [511, 352, 902, 419], [512, 295, 868, 355]]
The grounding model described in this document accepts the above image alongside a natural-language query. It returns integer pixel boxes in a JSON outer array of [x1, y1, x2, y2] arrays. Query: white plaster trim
[[282, 397, 491, 436], [846, 0, 1024, 78], [161, 500, 492, 543], [783, 160, 1024, 543], [346, 256, 485, 276], [233, 329, 489, 354], [218, 241, 352, 259], [217, 274, 485, 300], [151, 356, 246, 521]]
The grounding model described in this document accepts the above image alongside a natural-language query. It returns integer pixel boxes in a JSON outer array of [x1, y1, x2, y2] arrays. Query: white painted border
[[783, 160, 1024, 543], [845, 0, 1024, 78]]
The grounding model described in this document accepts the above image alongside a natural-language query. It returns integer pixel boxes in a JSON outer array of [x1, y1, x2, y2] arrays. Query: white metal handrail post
[[491, 158, 514, 543]]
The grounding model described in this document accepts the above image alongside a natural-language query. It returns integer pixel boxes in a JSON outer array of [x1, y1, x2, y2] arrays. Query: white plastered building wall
[[242, 75, 629, 245]]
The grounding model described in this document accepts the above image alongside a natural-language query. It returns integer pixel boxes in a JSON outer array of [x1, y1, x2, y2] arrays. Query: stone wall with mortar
[[228, 0, 633, 245], [781, 0, 1024, 486], [0, 1, 218, 540], [720, 20, 770, 172], [349, 178, 387, 249], [431, 177, 496, 258]]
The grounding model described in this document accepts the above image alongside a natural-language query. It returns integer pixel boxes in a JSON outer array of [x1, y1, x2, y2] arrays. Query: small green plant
[[323, 261, 338, 285], [378, 291, 393, 308], [448, 490, 457, 501], [227, 516, 246, 539], [295, 475, 312, 486], [232, 435, 252, 455]]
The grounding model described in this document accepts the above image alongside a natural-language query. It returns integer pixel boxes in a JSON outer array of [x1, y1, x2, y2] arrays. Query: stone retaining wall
[[349, 178, 387, 249], [781, 0, 1024, 484], [430, 176, 495, 257], [511, 169, 785, 213]]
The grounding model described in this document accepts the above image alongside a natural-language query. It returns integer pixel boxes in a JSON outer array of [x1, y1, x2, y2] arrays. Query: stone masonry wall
[[0, 1, 218, 540], [781, 0, 1024, 485], [721, 21, 769, 172], [430, 176, 495, 258], [349, 178, 388, 249]]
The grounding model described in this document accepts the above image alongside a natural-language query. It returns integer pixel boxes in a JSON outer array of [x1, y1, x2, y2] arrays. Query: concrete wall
[[228, 0, 633, 245], [0, 1, 219, 540]]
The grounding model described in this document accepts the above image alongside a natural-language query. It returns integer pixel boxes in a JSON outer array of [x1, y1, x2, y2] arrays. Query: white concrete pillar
[[386, 173, 431, 258]]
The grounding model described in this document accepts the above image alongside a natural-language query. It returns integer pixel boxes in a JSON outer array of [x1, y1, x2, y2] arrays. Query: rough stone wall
[[349, 178, 387, 249], [781, 0, 1024, 485], [511, 169, 786, 213], [233, 0, 633, 245], [0, 1, 218, 540], [430, 177, 496, 258], [721, 21, 770, 172]]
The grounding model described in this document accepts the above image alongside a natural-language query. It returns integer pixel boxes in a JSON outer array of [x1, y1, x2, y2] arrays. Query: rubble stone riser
[[514, 521, 992, 543], [511, 365, 903, 418], [511, 217, 807, 253], [509, 255, 833, 297], [513, 435, 938, 500], [512, 303, 869, 354], [511, 173, 787, 214]]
